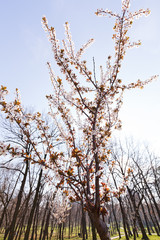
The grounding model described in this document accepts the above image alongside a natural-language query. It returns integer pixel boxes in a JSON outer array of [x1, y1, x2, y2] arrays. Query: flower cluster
[[50, 191, 71, 224]]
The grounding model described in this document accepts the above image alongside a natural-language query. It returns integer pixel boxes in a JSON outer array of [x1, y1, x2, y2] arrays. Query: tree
[[0, 0, 158, 240]]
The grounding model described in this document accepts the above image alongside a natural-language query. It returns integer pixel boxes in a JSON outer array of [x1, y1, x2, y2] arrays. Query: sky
[[0, 0, 160, 154]]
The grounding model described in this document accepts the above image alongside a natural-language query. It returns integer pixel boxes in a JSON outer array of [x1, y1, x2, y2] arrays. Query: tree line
[[0, 138, 159, 239]]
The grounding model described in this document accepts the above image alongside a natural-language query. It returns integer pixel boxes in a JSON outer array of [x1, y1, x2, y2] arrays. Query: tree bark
[[118, 198, 130, 240], [127, 187, 149, 240], [42, 209, 50, 240], [5, 161, 29, 240], [89, 212, 111, 240], [24, 168, 43, 240], [90, 217, 97, 240], [81, 204, 88, 240]]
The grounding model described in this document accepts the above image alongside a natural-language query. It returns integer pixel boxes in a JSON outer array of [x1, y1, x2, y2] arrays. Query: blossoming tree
[[0, 0, 158, 240]]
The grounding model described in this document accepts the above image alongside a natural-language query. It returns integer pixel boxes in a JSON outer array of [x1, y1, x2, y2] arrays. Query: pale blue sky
[[0, 0, 160, 153]]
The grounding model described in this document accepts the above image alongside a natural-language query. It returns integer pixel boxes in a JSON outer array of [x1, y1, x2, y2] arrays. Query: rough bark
[[81, 204, 88, 240], [89, 212, 111, 240], [90, 217, 97, 240]]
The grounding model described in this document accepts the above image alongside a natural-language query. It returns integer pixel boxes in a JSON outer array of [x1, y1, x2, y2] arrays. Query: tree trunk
[[146, 190, 160, 235], [16, 187, 33, 240], [118, 198, 130, 240], [90, 217, 97, 240], [81, 204, 88, 240], [89, 212, 111, 240], [68, 209, 71, 239], [6, 161, 29, 240], [111, 200, 121, 239], [0, 170, 21, 229], [144, 196, 159, 235], [140, 200, 152, 235], [127, 187, 149, 240], [136, 163, 160, 219], [24, 168, 43, 240], [49, 221, 54, 240], [39, 200, 49, 240], [42, 210, 50, 240]]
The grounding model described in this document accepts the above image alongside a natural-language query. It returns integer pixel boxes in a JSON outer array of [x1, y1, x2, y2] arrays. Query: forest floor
[[0, 235, 160, 240], [0, 230, 160, 239]]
